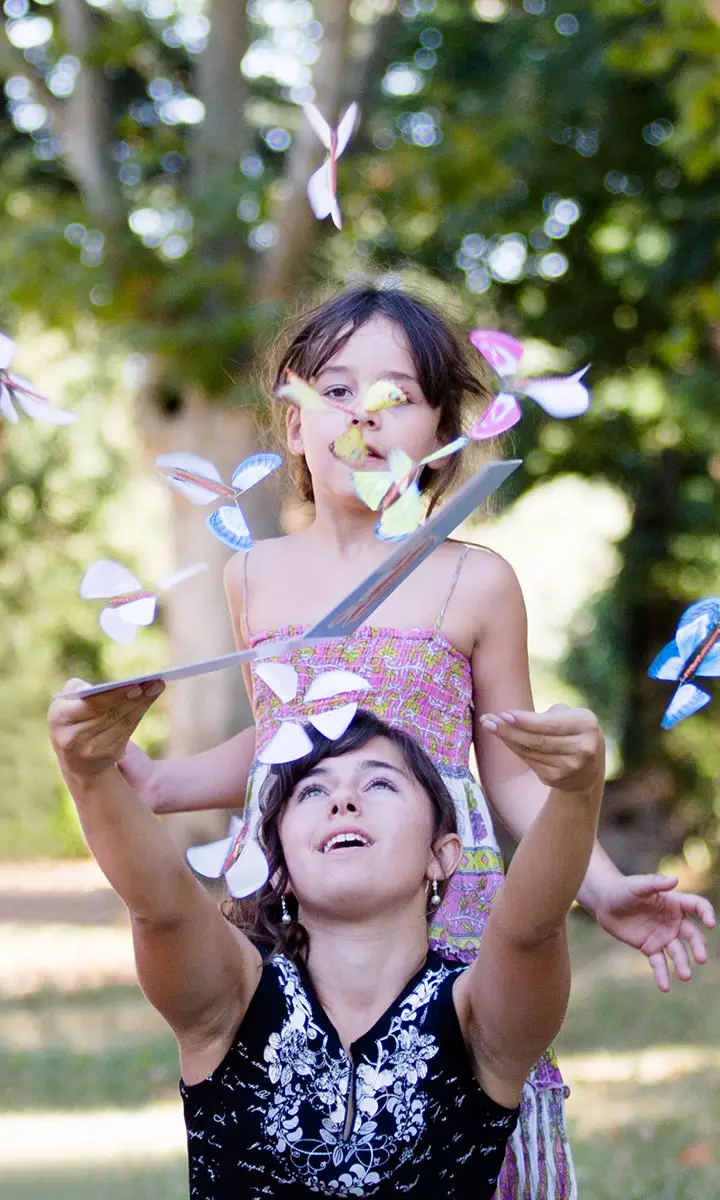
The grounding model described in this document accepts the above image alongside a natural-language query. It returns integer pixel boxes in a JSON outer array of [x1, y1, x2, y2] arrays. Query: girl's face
[[278, 735, 461, 922], [286, 315, 443, 505]]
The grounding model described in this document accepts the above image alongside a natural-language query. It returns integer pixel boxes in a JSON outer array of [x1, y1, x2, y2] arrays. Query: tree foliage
[[2, 0, 720, 862]]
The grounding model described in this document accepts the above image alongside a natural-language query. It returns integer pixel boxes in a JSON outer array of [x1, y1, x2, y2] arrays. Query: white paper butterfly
[[0, 331, 77, 426], [256, 663, 371, 763], [80, 559, 207, 643], [303, 102, 358, 229], [186, 667, 370, 897], [186, 814, 270, 900], [155, 452, 281, 552]]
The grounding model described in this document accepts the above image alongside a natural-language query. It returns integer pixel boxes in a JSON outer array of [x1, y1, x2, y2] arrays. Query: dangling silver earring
[[280, 895, 292, 924], [430, 878, 441, 908]]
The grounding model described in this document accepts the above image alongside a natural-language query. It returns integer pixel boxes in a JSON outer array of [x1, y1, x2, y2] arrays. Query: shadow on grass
[[1, 1040, 179, 1111], [1, 1160, 187, 1200], [559, 912, 720, 1054]]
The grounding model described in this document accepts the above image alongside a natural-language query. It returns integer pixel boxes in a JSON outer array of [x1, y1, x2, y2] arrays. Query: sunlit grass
[[557, 915, 719, 1200]]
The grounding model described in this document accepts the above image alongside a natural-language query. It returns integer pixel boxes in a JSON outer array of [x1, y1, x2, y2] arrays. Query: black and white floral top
[[181, 949, 518, 1199]]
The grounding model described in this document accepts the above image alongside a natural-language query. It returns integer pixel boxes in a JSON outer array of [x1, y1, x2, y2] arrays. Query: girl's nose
[[329, 791, 360, 816], [349, 405, 381, 430]]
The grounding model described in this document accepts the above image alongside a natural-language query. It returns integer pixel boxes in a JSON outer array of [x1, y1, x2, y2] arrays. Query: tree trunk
[[137, 378, 279, 842]]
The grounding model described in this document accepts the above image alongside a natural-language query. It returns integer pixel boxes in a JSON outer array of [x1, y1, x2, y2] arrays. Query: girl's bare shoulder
[[456, 545, 526, 632], [223, 535, 301, 596], [463, 544, 522, 596]]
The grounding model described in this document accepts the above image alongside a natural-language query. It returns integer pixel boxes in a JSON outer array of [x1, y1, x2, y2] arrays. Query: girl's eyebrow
[[316, 366, 418, 384], [358, 758, 410, 779], [297, 758, 410, 784]]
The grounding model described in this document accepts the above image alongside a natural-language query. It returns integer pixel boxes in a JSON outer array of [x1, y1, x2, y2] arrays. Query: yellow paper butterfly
[[276, 372, 409, 466], [352, 438, 468, 541]]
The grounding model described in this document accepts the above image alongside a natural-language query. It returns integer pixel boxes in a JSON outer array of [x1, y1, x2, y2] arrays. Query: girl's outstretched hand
[[478, 704, 605, 794], [48, 679, 165, 781], [593, 873, 716, 992]]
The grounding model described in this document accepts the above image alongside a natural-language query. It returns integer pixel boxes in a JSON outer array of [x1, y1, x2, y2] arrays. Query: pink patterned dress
[[240, 550, 577, 1199]]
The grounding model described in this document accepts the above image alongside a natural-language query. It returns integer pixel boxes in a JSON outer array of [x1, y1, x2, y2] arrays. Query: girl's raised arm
[[48, 682, 262, 1078], [454, 705, 605, 1108], [468, 551, 715, 989]]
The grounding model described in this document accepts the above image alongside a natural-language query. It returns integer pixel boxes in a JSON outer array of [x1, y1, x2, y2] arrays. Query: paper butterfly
[[277, 371, 409, 465], [352, 440, 468, 542], [155, 452, 281, 552], [303, 101, 358, 229], [186, 667, 371, 897], [0, 331, 77, 426], [80, 559, 207, 643], [648, 597, 720, 728], [468, 329, 590, 440], [186, 814, 271, 900], [256, 664, 370, 764]]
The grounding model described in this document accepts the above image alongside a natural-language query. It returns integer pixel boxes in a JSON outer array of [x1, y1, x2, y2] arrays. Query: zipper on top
[[342, 1056, 356, 1142]]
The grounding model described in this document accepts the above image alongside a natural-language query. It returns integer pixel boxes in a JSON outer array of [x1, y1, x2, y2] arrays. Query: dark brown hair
[[271, 284, 493, 510], [224, 710, 458, 961]]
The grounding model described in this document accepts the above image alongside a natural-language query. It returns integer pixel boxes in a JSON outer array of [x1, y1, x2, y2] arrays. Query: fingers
[[649, 928, 705, 993], [628, 873, 679, 896], [49, 679, 165, 765], [648, 951, 670, 993], [479, 705, 597, 736], [677, 893, 716, 929], [65, 677, 91, 694], [55, 679, 164, 725], [665, 936, 692, 982], [678, 917, 709, 965], [479, 724, 587, 756], [479, 712, 603, 781]]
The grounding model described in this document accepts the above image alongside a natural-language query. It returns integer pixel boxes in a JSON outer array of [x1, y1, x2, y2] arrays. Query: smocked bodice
[[250, 625, 473, 772]]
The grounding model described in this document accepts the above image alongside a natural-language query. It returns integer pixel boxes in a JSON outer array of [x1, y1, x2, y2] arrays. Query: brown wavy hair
[[223, 710, 458, 961], [269, 284, 493, 512]]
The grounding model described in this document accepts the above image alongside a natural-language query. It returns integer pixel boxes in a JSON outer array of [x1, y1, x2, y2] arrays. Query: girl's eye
[[296, 783, 326, 802], [365, 776, 397, 793], [324, 385, 352, 401]]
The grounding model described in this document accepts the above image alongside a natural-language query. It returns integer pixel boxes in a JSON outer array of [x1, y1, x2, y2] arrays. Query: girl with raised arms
[[49, 701, 605, 1198], [84, 285, 715, 1197]]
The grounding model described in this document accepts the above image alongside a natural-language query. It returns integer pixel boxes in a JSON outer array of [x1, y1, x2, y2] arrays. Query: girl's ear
[[429, 832, 463, 881], [286, 405, 305, 456]]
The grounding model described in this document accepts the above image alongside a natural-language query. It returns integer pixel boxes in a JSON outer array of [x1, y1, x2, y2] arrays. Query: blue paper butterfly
[[648, 597, 720, 728]]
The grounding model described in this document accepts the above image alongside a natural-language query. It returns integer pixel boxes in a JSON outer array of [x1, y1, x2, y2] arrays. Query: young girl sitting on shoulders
[[114, 284, 714, 1198], [48, 699, 605, 1200]]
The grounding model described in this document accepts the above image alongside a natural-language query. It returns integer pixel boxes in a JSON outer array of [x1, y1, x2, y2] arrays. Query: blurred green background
[[1, 0, 718, 1195]]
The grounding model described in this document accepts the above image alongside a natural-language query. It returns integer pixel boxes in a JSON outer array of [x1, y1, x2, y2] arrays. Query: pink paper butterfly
[[469, 329, 590, 440]]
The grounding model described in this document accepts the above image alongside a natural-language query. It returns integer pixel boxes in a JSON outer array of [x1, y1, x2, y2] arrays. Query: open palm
[[594, 874, 716, 992]]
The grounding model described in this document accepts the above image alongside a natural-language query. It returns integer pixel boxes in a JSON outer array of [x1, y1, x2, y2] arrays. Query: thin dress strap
[[434, 545, 470, 634], [241, 549, 253, 640]]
